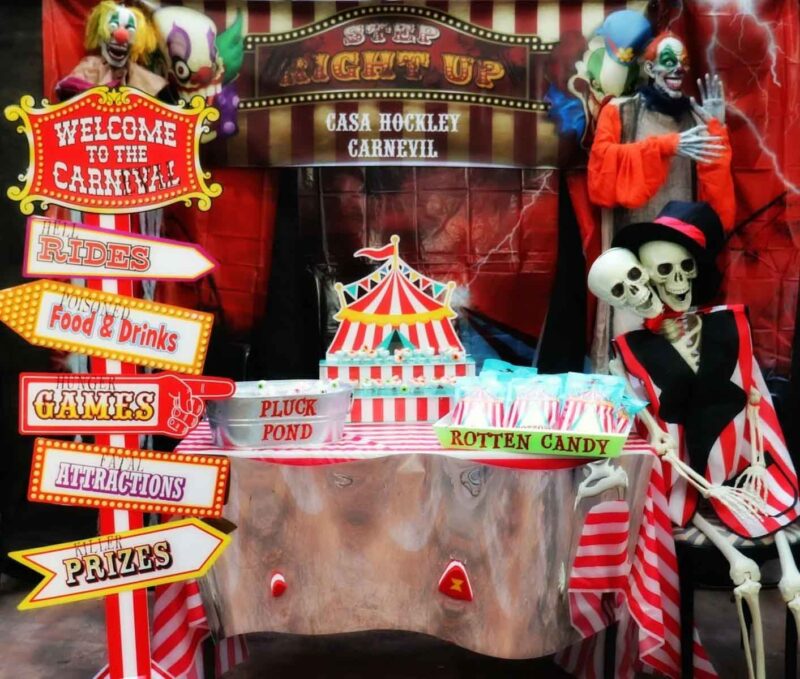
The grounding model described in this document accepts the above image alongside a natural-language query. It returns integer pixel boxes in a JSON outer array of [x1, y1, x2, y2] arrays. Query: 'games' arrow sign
[[24, 215, 218, 281], [20, 372, 234, 437], [8, 518, 230, 610], [0, 280, 213, 374], [28, 438, 229, 517]]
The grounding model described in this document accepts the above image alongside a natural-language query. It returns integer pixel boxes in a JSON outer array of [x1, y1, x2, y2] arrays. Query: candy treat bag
[[450, 374, 507, 427], [613, 393, 648, 435], [560, 374, 625, 434], [507, 375, 563, 430]]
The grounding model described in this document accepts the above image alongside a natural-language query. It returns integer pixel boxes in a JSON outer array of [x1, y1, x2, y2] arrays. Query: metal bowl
[[207, 380, 352, 449]]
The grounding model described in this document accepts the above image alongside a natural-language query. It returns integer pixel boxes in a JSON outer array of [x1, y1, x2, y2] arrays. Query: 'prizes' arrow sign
[[20, 372, 234, 437], [0, 280, 213, 374], [9, 518, 230, 610], [24, 215, 217, 281]]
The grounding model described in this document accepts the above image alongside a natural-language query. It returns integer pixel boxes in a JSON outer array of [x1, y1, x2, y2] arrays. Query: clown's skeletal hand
[[676, 124, 726, 164], [691, 73, 726, 125]]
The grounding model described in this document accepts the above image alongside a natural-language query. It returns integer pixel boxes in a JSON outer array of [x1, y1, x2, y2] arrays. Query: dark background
[[0, 1, 101, 577]]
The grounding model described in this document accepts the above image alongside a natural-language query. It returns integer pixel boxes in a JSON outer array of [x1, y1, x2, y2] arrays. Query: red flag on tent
[[355, 238, 397, 261]]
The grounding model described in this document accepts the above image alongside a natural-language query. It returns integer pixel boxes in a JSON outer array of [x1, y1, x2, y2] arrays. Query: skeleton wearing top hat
[[588, 200, 800, 679]]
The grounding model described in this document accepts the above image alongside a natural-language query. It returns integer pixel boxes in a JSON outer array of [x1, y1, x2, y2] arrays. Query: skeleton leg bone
[[693, 513, 765, 679], [775, 530, 800, 635]]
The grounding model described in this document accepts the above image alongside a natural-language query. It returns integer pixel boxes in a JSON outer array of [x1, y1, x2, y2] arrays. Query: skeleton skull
[[588, 247, 664, 319], [152, 6, 224, 102], [639, 241, 698, 312]]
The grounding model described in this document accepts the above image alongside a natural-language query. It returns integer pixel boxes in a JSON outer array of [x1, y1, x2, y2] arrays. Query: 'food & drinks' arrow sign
[[5, 86, 221, 215], [0, 280, 213, 374], [24, 215, 217, 281], [20, 372, 234, 437], [8, 518, 230, 610], [28, 438, 229, 517]]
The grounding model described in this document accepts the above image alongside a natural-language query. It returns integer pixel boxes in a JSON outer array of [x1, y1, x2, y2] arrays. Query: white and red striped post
[[84, 212, 153, 679]]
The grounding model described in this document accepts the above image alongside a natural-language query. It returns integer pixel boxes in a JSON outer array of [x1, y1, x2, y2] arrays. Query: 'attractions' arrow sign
[[24, 215, 218, 281], [0, 280, 213, 374], [28, 438, 229, 517], [8, 518, 230, 610], [20, 372, 234, 437]]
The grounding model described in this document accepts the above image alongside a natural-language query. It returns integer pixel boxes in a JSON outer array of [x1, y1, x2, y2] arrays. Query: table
[[161, 423, 709, 679]]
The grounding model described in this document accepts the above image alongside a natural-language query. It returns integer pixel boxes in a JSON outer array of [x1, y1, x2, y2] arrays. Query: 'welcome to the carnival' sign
[[5, 86, 221, 214]]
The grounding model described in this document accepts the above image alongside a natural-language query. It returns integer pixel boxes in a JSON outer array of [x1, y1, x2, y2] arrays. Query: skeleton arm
[[609, 359, 714, 495]]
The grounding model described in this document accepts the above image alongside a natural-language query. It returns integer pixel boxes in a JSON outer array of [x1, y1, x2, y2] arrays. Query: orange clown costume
[[589, 104, 735, 230], [587, 31, 735, 232]]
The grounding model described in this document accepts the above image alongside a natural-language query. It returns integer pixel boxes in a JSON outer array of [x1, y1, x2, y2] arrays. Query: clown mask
[[86, 2, 154, 70], [152, 6, 224, 102], [644, 35, 689, 99]]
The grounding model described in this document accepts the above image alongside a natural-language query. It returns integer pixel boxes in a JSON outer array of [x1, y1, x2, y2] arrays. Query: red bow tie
[[644, 310, 684, 333]]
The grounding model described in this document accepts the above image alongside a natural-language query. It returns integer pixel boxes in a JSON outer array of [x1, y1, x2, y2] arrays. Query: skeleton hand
[[691, 73, 726, 125], [648, 428, 678, 457], [676, 124, 726, 164]]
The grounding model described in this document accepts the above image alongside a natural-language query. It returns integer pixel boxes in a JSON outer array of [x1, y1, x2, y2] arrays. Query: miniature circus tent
[[327, 236, 465, 357]]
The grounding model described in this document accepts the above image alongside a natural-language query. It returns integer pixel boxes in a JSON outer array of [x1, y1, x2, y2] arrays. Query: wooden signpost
[[5, 85, 225, 679]]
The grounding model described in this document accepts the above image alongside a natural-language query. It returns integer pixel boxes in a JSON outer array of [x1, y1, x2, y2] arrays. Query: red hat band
[[652, 216, 707, 248]]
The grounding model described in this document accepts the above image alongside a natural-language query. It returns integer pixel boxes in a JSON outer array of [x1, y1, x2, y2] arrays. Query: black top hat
[[612, 200, 724, 305]]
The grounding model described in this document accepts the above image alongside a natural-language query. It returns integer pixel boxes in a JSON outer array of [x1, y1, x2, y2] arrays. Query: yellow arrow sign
[[8, 518, 230, 610], [0, 280, 213, 374]]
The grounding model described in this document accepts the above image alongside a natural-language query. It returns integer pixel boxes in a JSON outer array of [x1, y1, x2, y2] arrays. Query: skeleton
[[589, 246, 800, 679]]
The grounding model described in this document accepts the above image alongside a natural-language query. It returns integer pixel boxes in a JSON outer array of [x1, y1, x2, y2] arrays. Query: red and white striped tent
[[327, 236, 465, 357]]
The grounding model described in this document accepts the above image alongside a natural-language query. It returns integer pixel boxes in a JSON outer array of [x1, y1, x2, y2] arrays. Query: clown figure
[[56, 1, 169, 101], [588, 31, 734, 231]]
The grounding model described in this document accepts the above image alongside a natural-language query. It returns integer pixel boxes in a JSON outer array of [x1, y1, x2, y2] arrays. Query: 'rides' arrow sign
[[20, 372, 234, 437], [24, 215, 218, 281], [0, 280, 213, 374], [9, 518, 230, 610]]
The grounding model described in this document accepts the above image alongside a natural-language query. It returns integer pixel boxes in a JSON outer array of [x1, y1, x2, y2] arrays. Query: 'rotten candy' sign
[[5, 86, 221, 214], [9, 518, 230, 610], [24, 215, 218, 281], [20, 372, 234, 437], [0, 280, 213, 374], [28, 438, 228, 517]]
